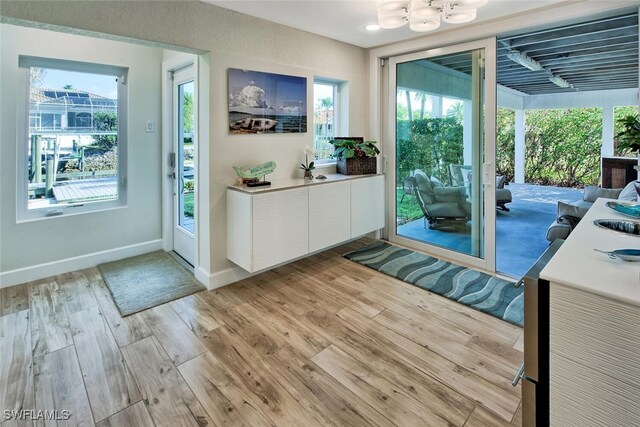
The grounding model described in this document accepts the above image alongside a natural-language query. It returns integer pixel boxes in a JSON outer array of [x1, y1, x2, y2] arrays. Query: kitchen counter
[[541, 197, 640, 307], [228, 173, 383, 194]]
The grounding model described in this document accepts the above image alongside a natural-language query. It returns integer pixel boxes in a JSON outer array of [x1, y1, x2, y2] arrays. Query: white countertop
[[541, 198, 640, 307], [228, 173, 383, 194]]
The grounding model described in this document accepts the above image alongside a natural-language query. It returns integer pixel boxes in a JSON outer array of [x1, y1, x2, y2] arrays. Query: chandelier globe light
[[377, 0, 488, 32]]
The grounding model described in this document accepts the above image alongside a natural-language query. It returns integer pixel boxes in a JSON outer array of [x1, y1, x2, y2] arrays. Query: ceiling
[[427, 12, 639, 94], [201, 0, 566, 48], [497, 13, 639, 94]]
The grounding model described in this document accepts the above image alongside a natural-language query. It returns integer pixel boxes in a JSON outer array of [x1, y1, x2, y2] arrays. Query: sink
[[593, 219, 640, 236]]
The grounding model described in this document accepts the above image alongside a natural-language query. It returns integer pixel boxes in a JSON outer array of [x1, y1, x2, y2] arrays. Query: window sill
[[314, 161, 337, 169], [16, 202, 127, 224]]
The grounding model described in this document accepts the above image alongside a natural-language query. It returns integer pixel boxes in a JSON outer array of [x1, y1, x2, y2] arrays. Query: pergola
[[495, 12, 639, 183]]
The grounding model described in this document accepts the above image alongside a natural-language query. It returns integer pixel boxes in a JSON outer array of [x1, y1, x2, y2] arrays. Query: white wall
[[0, 1, 369, 287], [0, 24, 164, 285]]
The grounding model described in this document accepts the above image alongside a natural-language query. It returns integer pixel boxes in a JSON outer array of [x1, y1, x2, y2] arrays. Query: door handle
[[512, 363, 525, 386], [483, 162, 493, 187], [168, 172, 176, 179]]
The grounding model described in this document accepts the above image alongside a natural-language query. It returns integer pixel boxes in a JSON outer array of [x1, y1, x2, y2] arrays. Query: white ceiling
[[201, 0, 566, 48]]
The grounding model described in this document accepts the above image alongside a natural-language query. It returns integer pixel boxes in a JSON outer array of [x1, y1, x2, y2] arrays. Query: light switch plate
[[145, 120, 155, 132]]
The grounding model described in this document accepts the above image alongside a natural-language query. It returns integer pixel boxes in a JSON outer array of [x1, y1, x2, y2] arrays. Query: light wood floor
[[0, 239, 524, 426]]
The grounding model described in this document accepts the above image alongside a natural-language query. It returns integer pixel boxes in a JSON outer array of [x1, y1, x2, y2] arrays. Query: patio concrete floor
[[397, 183, 583, 279]]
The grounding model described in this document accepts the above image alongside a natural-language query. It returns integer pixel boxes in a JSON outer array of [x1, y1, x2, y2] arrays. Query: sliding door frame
[[385, 37, 497, 273]]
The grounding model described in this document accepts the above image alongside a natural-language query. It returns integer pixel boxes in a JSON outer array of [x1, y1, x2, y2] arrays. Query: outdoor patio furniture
[[546, 182, 637, 243], [410, 169, 471, 230], [450, 164, 512, 211], [496, 176, 512, 211]]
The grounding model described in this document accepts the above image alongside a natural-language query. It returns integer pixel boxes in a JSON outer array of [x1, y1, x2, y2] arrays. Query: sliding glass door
[[389, 39, 496, 271]]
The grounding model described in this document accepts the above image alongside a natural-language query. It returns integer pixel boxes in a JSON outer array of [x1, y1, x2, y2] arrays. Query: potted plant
[[330, 137, 380, 175], [615, 114, 640, 173], [300, 145, 316, 180]]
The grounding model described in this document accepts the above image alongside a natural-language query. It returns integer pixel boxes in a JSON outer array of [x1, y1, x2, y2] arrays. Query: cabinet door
[[351, 175, 385, 237], [252, 188, 309, 272], [309, 181, 351, 253]]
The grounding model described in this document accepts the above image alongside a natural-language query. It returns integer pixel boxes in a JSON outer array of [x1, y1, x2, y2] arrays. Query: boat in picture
[[229, 117, 278, 133]]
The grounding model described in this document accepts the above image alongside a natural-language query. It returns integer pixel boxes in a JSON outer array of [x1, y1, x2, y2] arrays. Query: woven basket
[[336, 156, 377, 175]]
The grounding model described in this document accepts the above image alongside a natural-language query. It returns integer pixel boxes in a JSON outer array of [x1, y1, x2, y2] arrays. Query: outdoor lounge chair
[[409, 170, 471, 230], [450, 164, 512, 211]]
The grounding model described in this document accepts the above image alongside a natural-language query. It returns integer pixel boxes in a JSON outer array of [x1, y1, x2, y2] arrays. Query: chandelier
[[377, 0, 489, 32]]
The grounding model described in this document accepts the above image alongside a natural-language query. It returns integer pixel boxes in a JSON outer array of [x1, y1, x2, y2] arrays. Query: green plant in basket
[[329, 139, 380, 159]]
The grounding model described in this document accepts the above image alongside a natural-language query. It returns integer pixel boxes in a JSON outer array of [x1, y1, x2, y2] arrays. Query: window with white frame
[[313, 80, 339, 162], [18, 56, 127, 219]]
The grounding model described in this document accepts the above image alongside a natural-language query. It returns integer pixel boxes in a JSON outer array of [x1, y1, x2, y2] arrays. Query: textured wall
[[0, 1, 369, 278]]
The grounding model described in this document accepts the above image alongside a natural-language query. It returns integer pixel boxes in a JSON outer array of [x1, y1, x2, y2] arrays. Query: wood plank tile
[[312, 345, 454, 426], [334, 308, 521, 421], [267, 346, 395, 427], [244, 297, 331, 358], [466, 333, 524, 369], [511, 401, 523, 426], [95, 401, 155, 427], [339, 273, 522, 343], [179, 352, 276, 427], [58, 271, 98, 315], [0, 310, 34, 415], [297, 276, 384, 318], [512, 334, 524, 352], [86, 268, 152, 347], [374, 308, 521, 396], [465, 405, 512, 427], [33, 346, 94, 426], [372, 274, 523, 341], [29, 280, 72, 358], [120, 336, 212, 427], [219, 302, 287, 357], [261, 286, 319, 317], [68, 306, 142, 422], [169, 293, 224, 338], [0, 284, 29, 317], [304, 309, 476, 425], [239, 270, 295, 297], [198, 326, 327, 426], [140, 304, 206, 366]]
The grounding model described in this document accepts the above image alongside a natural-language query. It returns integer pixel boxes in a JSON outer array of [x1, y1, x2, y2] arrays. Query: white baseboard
[[195, 265, 251, 290], [0, 239, 163, 289]]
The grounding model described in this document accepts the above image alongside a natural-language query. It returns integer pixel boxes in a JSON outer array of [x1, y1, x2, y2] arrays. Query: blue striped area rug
[[344, 241, 523, 327]]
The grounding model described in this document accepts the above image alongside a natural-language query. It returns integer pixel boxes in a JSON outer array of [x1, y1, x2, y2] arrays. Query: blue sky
[[39, 69, 118, 99], [228, 68, 307, 113]]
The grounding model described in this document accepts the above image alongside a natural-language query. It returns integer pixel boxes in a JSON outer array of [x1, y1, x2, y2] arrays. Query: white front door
[[172, 66, 196, 265]]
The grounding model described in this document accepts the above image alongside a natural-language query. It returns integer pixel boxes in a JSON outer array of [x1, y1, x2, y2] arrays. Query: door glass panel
[[395, 49, 485, 258], [178, 81, 195, 234]]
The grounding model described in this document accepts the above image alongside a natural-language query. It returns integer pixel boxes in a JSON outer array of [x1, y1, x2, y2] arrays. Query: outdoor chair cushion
[[496, 188, 512, 203], [424, 201, 470, 218], [433, 186, 466, 203], [618, 180, 640, 201], [583, 186, 623, 202]]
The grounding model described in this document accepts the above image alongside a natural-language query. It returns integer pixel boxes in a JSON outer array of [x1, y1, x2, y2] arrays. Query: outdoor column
[[601, 106, 614, 157], [514, 109, 525, 184], [432, 95, 442, 118], [463, 101, 472, 165]]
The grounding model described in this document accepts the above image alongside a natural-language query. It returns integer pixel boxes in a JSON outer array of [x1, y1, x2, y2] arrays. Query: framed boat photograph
[[228, 68, 307, 134]]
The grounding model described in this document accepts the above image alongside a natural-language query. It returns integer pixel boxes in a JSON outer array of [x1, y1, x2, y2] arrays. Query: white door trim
[[386, 37, 497, 273], [161, 54, 198, 265]]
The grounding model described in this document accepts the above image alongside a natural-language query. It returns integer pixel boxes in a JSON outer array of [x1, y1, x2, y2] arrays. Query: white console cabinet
[[227, 174, 384, 273]]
